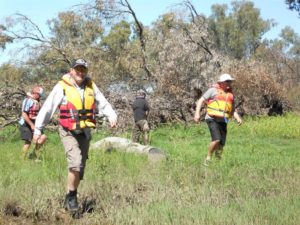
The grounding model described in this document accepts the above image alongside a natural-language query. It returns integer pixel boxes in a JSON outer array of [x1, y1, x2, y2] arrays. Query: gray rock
[[91, 137, 166, 161]]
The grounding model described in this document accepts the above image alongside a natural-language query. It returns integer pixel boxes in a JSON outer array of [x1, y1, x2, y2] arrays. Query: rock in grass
[[91, 137, 167, 161]]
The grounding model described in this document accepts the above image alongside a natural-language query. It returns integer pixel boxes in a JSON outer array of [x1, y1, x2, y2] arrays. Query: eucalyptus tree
[[87, 0, 154, 83], [100, 20, 142, 83], [277, 26, 300, 58], [36, 10, 105, 81], [0, 63, 25, 85], [208, 0, 273, 59]]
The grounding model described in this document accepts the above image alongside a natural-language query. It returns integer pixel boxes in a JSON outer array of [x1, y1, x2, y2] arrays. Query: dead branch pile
[[0, 86, 26, 127], [106, 92, 195, 132], [0, 69, 291, 132]]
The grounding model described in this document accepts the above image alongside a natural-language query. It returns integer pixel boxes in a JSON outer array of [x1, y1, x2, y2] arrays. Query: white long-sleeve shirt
[[34, 75, 117, 135]]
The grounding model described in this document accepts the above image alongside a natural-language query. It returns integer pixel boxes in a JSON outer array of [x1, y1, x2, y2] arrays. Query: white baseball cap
[[218, 73, 235, 82]]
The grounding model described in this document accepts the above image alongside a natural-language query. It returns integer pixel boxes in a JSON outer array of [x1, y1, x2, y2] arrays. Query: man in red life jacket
[[19, 86, 47, 159], [33, 59, 117, 213], [194, 74, 242, 166]]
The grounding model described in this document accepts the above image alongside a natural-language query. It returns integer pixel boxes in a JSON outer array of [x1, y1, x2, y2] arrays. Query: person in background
[[33, 59, 117, 212], [132, 89, 150, 145], [19, 86, 47, 159], [194, 73, 242, 166]]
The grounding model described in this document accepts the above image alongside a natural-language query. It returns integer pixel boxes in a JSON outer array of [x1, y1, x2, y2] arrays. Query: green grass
[[0, 113, 300, 224]]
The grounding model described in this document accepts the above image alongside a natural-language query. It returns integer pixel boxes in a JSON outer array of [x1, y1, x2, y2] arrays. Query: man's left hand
[[236, 118, 242, 126], [33, 134, 41, 144]]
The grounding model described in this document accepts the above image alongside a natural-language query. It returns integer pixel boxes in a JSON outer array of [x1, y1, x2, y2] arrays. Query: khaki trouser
[[132, 119, 150, 145], [58, 126, 90, 180]]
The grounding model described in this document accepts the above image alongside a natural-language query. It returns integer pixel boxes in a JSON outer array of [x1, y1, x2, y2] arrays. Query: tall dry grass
[[0, 113, 299, 224]]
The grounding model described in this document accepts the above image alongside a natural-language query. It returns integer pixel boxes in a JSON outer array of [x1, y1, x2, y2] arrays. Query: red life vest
[[206, 84, 234, 119], [58, 75, 96, 131], [27, 98, 41, 120]]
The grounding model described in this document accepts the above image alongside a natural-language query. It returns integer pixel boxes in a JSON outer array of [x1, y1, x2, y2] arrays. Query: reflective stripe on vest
[[58, 75, 96, 131], [207, 87, 233, 119]]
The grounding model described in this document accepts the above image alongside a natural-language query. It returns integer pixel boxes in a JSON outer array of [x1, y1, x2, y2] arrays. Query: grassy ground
[[0, 113, 300, 224]]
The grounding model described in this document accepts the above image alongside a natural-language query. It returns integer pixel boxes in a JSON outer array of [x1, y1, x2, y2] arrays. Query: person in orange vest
[[19, 86, 47, 159], [194, 74, 242, 166], [33, 58, 117, 213]]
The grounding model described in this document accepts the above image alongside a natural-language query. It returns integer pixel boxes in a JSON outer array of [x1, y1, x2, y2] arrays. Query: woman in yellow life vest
[[194, 74, 242, 166], [33, 59, 117, 213]]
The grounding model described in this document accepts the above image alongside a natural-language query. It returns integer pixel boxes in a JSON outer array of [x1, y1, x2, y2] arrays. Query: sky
[[0, 0, 299, 64]]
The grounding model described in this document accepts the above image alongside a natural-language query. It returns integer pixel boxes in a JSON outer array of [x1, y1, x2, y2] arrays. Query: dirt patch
[[3, 202, 22, 217], [2, 197, 97, 224]]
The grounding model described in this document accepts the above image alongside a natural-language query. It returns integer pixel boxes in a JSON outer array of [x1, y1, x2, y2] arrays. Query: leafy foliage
[[0, 0, 299, 125], [286, 0, 300, 15], [208, 1, 273, 59]]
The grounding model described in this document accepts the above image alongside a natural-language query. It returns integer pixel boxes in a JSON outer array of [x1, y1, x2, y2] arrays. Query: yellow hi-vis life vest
[[58, 75, 96, 131], [206, 86, 234, 119]]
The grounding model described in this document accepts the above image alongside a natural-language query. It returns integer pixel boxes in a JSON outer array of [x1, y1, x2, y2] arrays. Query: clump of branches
[[224, 60, 291, 115], [0, 85, 26, 127], [0, 0, 298, 131]]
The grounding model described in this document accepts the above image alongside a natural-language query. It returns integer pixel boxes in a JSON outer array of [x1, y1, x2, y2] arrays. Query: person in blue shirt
[[19, 86, 47, 159]]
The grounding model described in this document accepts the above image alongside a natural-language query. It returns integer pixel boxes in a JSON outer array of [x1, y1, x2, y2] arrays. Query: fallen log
[[91, 137, 167, 162]]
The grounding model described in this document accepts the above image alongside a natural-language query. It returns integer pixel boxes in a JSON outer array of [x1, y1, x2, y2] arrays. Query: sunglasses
[[74, 66, 88, 73], [225, 80, 232, 83]]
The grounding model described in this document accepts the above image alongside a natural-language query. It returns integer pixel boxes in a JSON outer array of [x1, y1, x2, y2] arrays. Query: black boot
[[64, 192, 78, 212]]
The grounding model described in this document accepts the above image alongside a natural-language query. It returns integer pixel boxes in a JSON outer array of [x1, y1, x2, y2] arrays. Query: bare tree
[[181, 0, 213, 57], [90, 0, 154, 80], [2, 13, 72, 65]]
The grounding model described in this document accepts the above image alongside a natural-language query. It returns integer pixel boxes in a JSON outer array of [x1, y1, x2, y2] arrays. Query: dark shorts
[[20, 124, 33, 142], [206, 119, 227, 146]]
